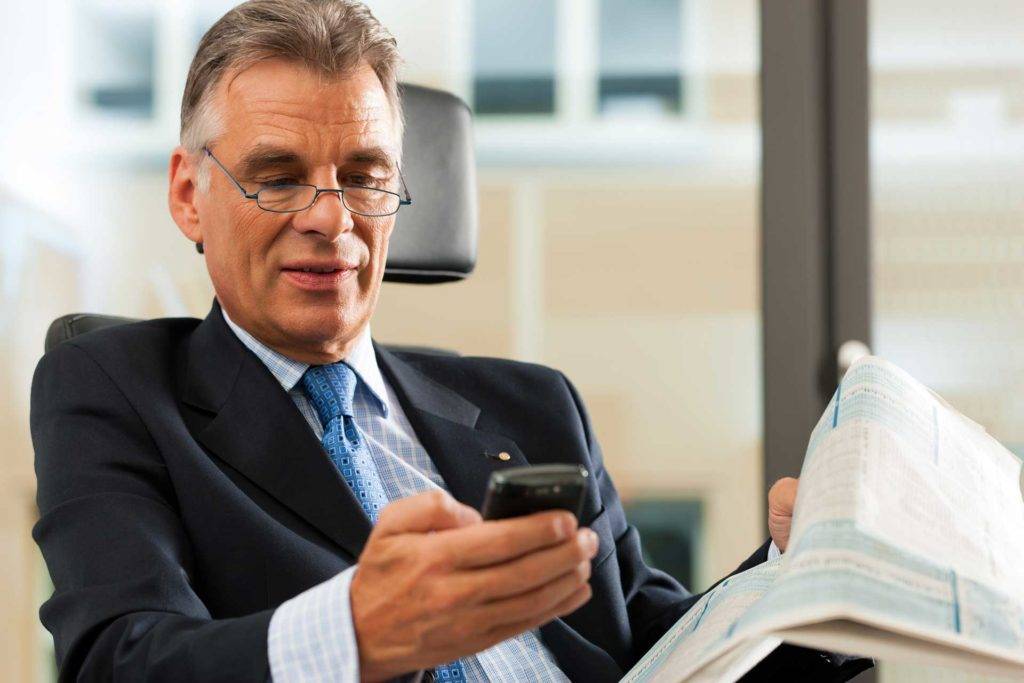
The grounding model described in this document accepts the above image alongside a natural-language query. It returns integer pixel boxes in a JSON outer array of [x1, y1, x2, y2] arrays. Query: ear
[[168, 146, 203, 251]]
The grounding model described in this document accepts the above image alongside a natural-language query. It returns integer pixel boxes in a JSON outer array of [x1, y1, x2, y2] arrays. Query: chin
[[282, 304, 365, 345]]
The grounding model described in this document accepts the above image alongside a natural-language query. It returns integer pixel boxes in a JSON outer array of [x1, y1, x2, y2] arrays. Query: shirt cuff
[[767, 540, 782, 561], [268, 565, 360, 682]]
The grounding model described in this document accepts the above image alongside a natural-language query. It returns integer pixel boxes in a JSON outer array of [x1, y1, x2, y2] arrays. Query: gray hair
[[180, 0, 404, 189]]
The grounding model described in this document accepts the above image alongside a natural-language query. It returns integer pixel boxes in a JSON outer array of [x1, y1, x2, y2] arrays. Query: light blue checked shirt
[[221, 309, 571, 683]]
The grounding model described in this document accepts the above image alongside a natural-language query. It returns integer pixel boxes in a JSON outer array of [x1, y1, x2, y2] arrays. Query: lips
[[281, 259, 359, 273], [281, 259, 359, 290]]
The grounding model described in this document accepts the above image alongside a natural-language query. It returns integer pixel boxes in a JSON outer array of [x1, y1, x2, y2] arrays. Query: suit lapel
[[374, 345, 529, 510], [182, 300, 372, 561], [375, 346, 624, 682]]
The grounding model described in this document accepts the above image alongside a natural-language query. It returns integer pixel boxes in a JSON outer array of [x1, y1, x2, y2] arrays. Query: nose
[[290, 188, 356, 241]]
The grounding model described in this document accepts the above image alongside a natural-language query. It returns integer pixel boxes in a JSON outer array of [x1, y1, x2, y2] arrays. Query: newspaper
[[622, 356, 1024, 682]]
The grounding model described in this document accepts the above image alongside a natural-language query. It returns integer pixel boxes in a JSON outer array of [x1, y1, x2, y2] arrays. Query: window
[[74, 2, 155, 119], [193, 1, 240, 49], [623, 499, 703, 588], [472, 0, 557, 115], [598, 0, 684, 117]]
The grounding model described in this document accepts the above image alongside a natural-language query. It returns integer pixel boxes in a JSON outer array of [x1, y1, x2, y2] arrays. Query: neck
[[220, 303, 367, 365], [263, 337, 362, 365]]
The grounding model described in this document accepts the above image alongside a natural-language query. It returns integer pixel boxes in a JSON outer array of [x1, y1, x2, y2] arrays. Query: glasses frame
[[202, 146, 413, 217]]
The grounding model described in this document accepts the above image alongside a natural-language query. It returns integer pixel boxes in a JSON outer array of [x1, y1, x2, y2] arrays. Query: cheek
[[360, 222, 393, 288], [239, 210, 280, 259], [367, 220, 394, 265], [211, 209, 280, 292]]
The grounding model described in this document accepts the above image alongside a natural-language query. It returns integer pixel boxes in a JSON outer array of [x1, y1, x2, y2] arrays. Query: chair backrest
[[44, 84, 475, 354], [385, 84, 477, 283], [45, 314, 140, 354]]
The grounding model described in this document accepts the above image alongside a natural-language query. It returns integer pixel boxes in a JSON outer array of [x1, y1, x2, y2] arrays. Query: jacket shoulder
[[37, 316, 201, 379], [384, 348, 585, 425], [386, 347, 568, 389]]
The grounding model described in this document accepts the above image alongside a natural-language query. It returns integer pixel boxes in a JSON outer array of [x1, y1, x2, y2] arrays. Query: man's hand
[[768, 477, 799, 553], [350, 490, 598, 681]]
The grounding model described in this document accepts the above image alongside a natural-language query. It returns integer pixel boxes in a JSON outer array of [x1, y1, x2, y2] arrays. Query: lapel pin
[[485, 451, 512, 462]]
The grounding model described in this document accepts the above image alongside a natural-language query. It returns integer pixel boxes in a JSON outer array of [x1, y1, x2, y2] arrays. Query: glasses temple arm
[[204, 147, 255, 198], [397, 166, 413, 205]]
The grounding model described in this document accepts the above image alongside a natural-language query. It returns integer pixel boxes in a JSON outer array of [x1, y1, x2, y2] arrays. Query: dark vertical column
[[761, 0, 831, 489], [827, 1, 872, 358], [760, 1, 872, 498], [761, 1, 874, 677]]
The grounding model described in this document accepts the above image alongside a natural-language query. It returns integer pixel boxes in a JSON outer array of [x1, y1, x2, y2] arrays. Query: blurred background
[[0, 1, 1022, 681]]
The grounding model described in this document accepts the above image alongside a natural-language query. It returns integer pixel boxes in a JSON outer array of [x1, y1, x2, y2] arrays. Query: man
[[31, 1, 869, 681]]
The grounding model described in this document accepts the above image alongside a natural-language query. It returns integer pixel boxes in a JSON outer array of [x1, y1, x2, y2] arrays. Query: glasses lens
[[257, 185, 317, 212], [344, 187, 401, 217]]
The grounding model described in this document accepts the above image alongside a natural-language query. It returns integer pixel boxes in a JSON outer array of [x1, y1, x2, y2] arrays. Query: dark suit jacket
[[31, 300, 870, 681]]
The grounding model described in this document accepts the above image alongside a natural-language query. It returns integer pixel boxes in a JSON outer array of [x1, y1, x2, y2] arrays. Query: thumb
[[374, 490, 482, 536], [768, 477, 798, 516], [767, 477, 799, 551]]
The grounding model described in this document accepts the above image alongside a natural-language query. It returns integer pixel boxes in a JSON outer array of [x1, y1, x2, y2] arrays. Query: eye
[[261, 177, 300, 187], [346, 174, 384, 188]]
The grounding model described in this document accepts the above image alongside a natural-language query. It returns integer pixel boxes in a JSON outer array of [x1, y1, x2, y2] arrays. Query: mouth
[[281, 260, 360, 290]]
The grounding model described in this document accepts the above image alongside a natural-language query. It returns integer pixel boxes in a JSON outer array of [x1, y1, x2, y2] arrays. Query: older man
[[31, 1, 868, 681]]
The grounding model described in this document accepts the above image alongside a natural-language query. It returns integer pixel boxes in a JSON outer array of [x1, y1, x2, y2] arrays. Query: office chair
[[45, 83, 477, 354]]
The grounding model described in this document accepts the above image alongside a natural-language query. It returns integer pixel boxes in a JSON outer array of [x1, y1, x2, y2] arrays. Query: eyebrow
[[236, 144, 302, 177], [236, 143, 397, 178], [348, 147, 397, 172]]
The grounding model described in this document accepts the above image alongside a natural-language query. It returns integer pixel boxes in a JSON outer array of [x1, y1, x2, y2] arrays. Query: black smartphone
[[480, 464, 589, 521]]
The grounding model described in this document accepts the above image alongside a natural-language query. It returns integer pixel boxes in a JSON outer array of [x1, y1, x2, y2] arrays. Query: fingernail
[[559, 514, 576, 539], [579, 528, 598, 553]]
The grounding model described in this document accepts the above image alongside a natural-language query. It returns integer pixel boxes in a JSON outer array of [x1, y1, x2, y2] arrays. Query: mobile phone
[[480, 464, 589, 521]]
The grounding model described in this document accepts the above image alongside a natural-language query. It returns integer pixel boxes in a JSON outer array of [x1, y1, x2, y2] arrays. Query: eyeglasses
[[203, 147, 412, 217]]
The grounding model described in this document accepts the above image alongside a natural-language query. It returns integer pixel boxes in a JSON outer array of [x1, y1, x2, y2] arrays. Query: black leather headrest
[[45, 314, 140, 354], [385, 84, 477, 283]]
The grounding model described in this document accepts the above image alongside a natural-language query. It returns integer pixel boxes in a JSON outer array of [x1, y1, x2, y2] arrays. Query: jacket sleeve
[[558, 372, 873, 680], [31, 341, 275, 682]]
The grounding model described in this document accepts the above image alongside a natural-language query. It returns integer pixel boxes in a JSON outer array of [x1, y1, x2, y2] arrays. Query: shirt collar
[[220, 306, 390, 416]]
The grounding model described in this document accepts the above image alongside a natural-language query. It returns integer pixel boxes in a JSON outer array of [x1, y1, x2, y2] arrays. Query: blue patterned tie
[[301, 362, 389, 521], [301, 363, 467, 681]]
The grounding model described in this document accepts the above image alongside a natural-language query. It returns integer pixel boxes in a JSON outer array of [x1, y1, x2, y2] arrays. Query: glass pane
[[598, 0, 683, 117], [472, 0, 556, 115], [871, 3, 1024, 680], [622, 499, 703, 588], [74, 2, 155, 118], [375, 0, 762, 591], [193, 1, 242, 45]]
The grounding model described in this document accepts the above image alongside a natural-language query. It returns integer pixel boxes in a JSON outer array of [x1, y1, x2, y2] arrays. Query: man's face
[[186, 59, 400, 362]]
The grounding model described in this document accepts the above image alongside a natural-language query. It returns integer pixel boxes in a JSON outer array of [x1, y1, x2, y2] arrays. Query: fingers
[[354, 499, 598, 675], [453, 528, 599, 602], [479, 582, 594, 645], [407, 582, 593, 673], [375, 490, 481, 536], [445, 510, 579, 569], [471, 562, 593, 630]]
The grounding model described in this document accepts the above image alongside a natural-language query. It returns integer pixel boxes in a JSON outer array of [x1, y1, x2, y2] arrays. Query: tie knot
[[301, 362, 358, 426]]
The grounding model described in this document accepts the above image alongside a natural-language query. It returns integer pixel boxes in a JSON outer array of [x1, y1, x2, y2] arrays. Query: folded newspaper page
[[622, 356, 1024, 682]]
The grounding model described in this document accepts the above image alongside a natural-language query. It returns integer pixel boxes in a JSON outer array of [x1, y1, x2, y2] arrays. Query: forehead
[[217, 58, 398, 161]]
